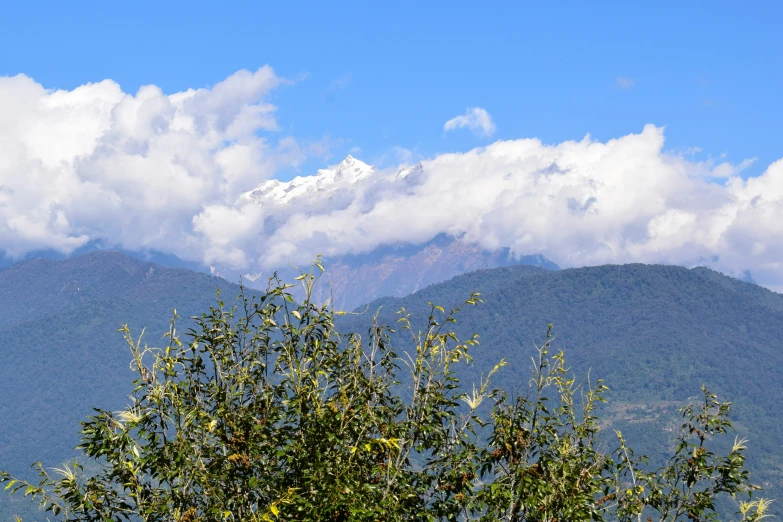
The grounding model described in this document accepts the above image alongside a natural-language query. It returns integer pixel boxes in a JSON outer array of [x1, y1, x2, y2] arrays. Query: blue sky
[[2, 1, 781, 180], [2, 2, 783, 288]]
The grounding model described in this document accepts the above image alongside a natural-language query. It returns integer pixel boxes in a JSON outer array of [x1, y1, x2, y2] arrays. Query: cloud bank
[[0, 67, 318, 264], [2, 70, 783, 289]]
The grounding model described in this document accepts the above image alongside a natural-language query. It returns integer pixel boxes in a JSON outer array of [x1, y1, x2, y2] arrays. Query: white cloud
[[617, 76, 635, 89], [236, 125, 783, 289], [0, 67, 321, 264], [5, 70, 783, 290], [444, 107, 496, 137]]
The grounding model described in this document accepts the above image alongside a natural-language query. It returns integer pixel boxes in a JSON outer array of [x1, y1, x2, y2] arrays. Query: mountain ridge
[[0, 251, 248, 521], [308, 234, 559, 310], [241, 155, 377, 206], [337, 262, 783, 512], [2, 253, 782, 517]]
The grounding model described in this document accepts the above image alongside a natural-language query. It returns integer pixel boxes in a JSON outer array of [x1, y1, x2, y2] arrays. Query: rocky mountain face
[[306, 234, 558, 311]]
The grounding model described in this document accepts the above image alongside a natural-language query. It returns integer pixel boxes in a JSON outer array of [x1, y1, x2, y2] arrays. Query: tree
[[1, 265, 772, 520]]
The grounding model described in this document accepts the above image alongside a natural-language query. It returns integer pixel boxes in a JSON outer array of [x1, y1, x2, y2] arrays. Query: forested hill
[[0, 252, 245, 520], [2, 253, 783, 517], [0, 251, 228, 331], [338, 263, 783, 513]]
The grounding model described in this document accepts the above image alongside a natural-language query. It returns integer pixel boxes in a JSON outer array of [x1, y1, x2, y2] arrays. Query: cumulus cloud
[[0, 67, 318, 264], [234, 125, 783, 289], [444, 107, 496, 137], [4, 70, 783, 290]]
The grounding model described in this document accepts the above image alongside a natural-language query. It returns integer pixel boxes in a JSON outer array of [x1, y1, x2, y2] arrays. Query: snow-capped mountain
[[242, 155, 377, 205], [233, 156, 560, 309], [241, 154, 427, 208], [394, 162, 424, 183]]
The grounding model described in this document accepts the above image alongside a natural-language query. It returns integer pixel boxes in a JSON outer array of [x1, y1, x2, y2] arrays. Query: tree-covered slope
[[338, 263, 783, 513], [0, 252, 245, 520], [3, 254, 783, 518]]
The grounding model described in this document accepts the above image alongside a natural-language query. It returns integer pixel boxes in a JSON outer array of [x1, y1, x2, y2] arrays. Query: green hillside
[[0, 252, 246, 520], [338, 263, 783, 514], [2, 254, 783, 518]]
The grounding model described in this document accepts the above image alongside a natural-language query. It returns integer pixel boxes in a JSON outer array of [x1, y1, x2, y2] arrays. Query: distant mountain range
[[301, 234, 558, 311], [0, 240, 207, 273], [0, 153, 759, 310], [237, 155, 558, 308], [1, 251, 781, 518], [1, 232, 561, 314]]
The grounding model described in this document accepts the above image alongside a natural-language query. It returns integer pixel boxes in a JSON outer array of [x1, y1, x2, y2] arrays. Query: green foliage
[[613, 388, 772, 521], [0, 251, 249, 521], [340, 263, 783, 515], [0, 268, 770, 521]]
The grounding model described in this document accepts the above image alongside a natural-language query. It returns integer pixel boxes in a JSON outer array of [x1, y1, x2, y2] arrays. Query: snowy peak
[[317, 154, 374, 183], [243, 155, 376, 205], [336, 154, 359, 172], [395, 162, 424, 183]]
